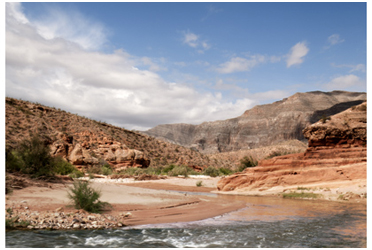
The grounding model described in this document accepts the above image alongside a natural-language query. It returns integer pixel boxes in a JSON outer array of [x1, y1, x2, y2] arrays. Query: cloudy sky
[[5, 2, 367, 130]]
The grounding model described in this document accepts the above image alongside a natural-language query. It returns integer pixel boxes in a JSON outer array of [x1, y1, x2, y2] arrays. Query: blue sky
[[5, 2, 367, 130]]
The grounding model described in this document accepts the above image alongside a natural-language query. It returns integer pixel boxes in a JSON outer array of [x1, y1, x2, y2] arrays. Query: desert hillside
[[5, 97, 235, 170], [144, 91, 366, 154]]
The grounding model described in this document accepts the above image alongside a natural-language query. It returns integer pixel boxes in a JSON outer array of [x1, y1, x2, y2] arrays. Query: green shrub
[[53, 156, 77, 175], [168, 165, 189, 177], [101, 164, 113, 176], [68, 180, 111, 213], [196, 180, 203, 187], [203, 166, 220, 177], [238, 156, 258, 172], [161, 164, 176, 175], [6, 135, 55, 178], [218, 167, 233, 175]]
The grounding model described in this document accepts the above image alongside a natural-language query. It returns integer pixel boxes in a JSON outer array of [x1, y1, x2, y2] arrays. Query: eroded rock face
[[48, 130, 150, 170], [145, 91, 366, 154], [217, 102, 367, 193]]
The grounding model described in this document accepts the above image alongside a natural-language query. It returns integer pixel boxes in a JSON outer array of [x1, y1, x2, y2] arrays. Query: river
[[6, 195, 366, 248]]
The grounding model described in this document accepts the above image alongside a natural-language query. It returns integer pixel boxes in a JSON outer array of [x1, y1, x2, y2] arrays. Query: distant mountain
[[144, 91, 366, 154]]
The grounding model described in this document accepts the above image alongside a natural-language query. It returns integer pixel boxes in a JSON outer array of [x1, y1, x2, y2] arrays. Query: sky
[[5, 2, 367, 131]]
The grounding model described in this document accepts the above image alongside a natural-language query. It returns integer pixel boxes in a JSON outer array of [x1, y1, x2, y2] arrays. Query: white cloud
[[331, 63, 366, 73], [25, 4, 107, 50], [286, 41, 309, 68], [182, 30, 210, 53], [327, 34, 344, 46], [6, 3, 257, 130], [324, 74, 365, 90], [216, 55, 266, 74]]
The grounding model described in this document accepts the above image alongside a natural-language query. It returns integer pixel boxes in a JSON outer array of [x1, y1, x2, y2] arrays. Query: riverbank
[[6, 175, 366, 231], [5, 176, 247, 230]]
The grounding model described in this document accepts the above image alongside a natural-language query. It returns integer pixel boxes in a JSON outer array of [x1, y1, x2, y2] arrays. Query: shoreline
[[6, 176, 366, 231], [5, 176, 246, 231]]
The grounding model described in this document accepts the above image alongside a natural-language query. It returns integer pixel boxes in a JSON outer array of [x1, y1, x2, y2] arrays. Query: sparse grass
[[282, 191, 322, 199], [297, 186, 311, 191]]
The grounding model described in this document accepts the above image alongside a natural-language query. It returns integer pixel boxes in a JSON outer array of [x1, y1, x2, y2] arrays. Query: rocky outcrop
[[217, 102, 367, 195], [48, 131, 150, 170], [145, 91, 366, 154]]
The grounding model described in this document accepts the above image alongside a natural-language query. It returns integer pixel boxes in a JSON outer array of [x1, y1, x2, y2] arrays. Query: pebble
[[6, 206, 129, 231]]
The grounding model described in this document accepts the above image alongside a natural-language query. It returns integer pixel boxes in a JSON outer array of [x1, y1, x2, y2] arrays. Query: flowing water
[[6, 195, 366, 248]]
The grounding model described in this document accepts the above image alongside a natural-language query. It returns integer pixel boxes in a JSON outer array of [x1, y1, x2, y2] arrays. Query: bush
[[196, 180, 203, 187], [219, 167, 233, 175], [53, 156, 78, 175], [168, 165, 190, 177], [238, 156, 258, 172], [68, 180, 111, 213], [101, 164, 113, 176], [6, 135, 55, 178], [202, 166, 220, 177]]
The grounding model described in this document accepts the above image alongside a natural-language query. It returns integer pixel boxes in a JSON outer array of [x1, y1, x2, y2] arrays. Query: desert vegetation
[[68, 180, 111, 213], [6, 135, 83, 179]]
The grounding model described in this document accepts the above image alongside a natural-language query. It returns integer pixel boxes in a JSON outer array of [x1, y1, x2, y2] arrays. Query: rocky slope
[[145, 91, 366, 154], [5, 98, 235, 171], [216, 102, 367, 199]]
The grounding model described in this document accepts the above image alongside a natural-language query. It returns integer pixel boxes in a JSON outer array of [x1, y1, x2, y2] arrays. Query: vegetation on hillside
[[5, 97, 235, 170], [6, 135, 83, 179]]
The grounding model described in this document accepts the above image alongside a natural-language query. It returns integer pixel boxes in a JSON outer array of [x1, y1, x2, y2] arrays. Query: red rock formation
[[217, 102, 367, 193]]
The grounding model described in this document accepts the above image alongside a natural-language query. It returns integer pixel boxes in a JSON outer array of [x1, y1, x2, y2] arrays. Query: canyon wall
[[145, 91, 366, 154]]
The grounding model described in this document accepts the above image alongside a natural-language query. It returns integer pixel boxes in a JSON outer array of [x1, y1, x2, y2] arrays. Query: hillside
[[217, 102, 367, 200], [5, 97, 235, 170], [144, 91, 366, 154]]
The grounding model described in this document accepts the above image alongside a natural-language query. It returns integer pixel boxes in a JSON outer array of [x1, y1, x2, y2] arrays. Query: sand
[[5, 176, 247, 227]]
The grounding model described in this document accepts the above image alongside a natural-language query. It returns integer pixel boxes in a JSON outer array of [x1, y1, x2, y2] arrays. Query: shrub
[[67, 180, 111, 213], [161, 164, 176, 175], [6, 135, 55, 178], [101, 164, 113, 176], [218, 167, 233, 176], [53, 156, 78, 175], [168, 165, 190, 177], [196, 180, 203, 187], [238, 156, 258, 172], [203, 166, 220, 177]]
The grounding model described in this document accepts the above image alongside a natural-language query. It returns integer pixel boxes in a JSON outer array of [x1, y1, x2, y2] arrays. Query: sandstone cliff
[[145, 91, 366, 154], [216, 102, 367, 198]]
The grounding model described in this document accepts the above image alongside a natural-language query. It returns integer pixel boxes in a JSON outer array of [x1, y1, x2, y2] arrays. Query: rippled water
[[6, 196, 366, 248]]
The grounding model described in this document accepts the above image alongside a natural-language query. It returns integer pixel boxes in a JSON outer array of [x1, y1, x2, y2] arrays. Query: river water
[[6, 195, 366, 248]]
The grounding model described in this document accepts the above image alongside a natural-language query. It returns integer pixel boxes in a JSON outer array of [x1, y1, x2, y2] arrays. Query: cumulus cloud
[[6, 3, 256, 130], [216, 55, 266, 74], [324, 74, 365, 91], [286, 41, 309, 68]]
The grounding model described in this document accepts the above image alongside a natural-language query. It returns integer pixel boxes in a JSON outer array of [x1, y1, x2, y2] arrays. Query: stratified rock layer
[[145, 91, 366, 154], [217, 102, 367, 193]]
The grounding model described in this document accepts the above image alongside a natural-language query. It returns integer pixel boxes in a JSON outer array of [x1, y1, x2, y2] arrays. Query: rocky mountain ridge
[[144, 91, 366, 154], [217, 102, 367, 197], [5, 97, 235, 171]]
